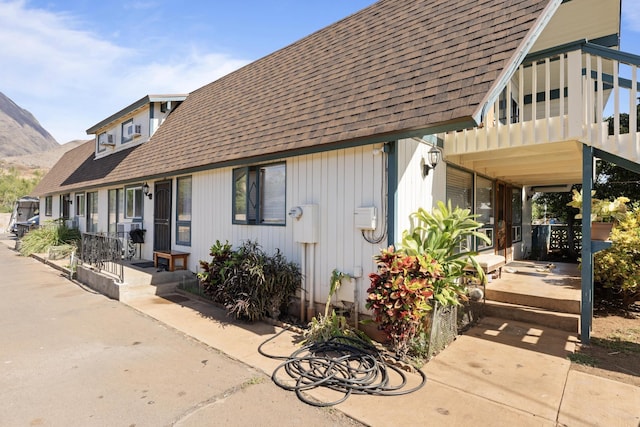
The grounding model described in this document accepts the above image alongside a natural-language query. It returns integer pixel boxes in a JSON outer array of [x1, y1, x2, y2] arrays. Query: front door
[[496, 182, 513, 261], [154, 181, 172, 252], [61, 194, 71, 220]]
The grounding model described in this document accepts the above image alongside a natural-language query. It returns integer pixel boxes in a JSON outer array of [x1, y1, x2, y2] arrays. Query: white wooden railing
[[444, 41, 640, 164]]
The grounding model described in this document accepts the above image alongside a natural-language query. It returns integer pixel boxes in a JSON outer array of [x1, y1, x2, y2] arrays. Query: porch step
[[485, 287, 580, 314], [119, 270, 198, 302], [119, 280, 181, 302], [122, 264, 194, 286], [483, 300, 580, 332]]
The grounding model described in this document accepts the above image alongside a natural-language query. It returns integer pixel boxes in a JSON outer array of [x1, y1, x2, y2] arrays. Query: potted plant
[[566, 189, 629, 241]]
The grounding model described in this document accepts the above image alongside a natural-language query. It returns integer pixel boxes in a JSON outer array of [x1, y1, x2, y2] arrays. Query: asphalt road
[[0, 239, 363, 427]]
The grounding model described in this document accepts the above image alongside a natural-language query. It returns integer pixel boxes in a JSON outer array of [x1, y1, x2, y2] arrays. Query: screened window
[[176, 176, 192, 245], [475, 176, 494, 250], [97, 132, 107, 153], [233, 163, 286, 225], [121, 119, 133, 144], [446, 166, 473, 211], [86, 191, 98, 232], [125, 185, 144, 219], [44, 196, 52, 216], [75, 193, 85, 216], [446, 166, 473, 252], [512, 187, 523, 242], [107, 189, 122, 235]]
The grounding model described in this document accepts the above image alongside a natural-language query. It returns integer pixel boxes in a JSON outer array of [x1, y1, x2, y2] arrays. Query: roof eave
[[85, 94, 188, 135]]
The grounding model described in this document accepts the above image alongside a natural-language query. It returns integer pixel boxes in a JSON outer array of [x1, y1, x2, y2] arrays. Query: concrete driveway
[[0, 238, 362, 426]]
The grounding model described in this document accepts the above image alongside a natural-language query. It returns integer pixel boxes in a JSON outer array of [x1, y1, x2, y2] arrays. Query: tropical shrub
[[566, 189, 629, 222], [593, 208, 640, 308], [366, 247, 444, 357], [198, 240, 234, 302], [400, 201, 490, 305], [19, 220, 80, 257], [198, 240, 301, 321]]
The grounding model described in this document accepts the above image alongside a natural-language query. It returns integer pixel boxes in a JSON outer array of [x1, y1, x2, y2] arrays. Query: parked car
[[14, 215, 39, 237]]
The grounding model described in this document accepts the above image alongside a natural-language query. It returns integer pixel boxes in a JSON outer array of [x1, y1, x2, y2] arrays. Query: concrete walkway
[[122, 295, 640, 427], [3, 236, 639, 426]]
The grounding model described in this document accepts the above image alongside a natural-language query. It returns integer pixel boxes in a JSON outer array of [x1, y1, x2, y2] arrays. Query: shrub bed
[[198, 240, 301, 321]]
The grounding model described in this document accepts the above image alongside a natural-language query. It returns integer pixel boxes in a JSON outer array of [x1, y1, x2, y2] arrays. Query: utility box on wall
[[354, 207, 377, 230], [290, 204, 319, 243]]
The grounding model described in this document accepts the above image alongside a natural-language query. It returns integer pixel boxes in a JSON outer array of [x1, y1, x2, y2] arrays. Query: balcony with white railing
[[443, 42, 640, 186]]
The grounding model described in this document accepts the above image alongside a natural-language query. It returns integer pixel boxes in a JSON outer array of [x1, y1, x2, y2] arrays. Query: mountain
[[4, 139, 88, 170], [0, 91, 59, 157]]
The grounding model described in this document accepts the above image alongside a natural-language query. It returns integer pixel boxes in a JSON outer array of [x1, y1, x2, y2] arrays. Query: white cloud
[[0, 1, 248, 143], [623, 2, 640, 32]]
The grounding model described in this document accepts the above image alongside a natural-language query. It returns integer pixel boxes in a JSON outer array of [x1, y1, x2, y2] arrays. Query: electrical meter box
[[291, 204, 319, 243], [354, 207, 377, 230]]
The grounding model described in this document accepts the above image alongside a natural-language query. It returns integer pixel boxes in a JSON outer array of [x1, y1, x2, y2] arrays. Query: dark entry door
[[154, 181, 172, 251], [61, 194, 71, 219]]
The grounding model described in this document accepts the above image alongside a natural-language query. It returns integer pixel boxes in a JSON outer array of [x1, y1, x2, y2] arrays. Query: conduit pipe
[[300, 243, 307, 323], [307, 243, 316, 320]]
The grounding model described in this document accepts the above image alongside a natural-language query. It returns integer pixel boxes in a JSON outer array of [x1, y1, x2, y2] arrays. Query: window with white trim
[[75, 193, 85, 216], [121, 119, 133, 144], [87, 191, 98, 232], [125, 185, 144, 219], [44, 196, 52, 216], [176, 176, 192, 245], [233, 163, 286, 225]]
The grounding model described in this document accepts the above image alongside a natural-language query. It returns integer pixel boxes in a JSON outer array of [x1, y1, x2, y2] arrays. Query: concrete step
[[120, 274, 199, 303], [122, 265, 196, 286], [483, 300, 580, 332], [120, 281, 180, 302], [485, 287, 580, 314]]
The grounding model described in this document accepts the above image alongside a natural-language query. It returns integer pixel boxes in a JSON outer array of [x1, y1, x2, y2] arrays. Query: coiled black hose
[[258, 331, 427, 407]]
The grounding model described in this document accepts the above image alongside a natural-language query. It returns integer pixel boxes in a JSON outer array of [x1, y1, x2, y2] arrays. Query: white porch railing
[[444, 41, 640, 165]]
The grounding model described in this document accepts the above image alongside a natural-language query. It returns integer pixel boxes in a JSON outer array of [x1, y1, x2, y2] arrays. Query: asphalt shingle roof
[[34, 0, 554, 196]]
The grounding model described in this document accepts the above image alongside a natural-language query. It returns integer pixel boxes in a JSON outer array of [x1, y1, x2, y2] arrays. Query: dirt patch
[[570, 302, 640, 387]]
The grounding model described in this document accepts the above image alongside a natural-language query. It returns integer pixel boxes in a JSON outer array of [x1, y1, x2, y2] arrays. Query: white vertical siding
[[189, 145, 387, 312], [395, 137, 445, 243]]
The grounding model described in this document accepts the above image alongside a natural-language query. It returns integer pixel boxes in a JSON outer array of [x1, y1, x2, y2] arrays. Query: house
[[34, 94, 187, 234], [33, 0, 636, 342]]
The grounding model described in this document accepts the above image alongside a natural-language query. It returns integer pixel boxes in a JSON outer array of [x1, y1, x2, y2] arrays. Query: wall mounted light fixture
[[422, 146, 441, 177], [143, 182, 153, 200]]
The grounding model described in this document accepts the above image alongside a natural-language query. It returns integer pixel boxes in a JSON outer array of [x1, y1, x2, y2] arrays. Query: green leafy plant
[[567, 189, 629, 223], [400, 201, 490, 305], [197, 240, 301, 321], [593, 208, 640, 308], [304, 269, 369, 345], [19, 220, 80, 257], [197, 240, 234, 301], [366, 247, 443, 357]]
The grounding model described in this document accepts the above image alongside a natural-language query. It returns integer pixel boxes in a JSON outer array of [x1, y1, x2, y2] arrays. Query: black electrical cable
[[258, 330, 427, 407]]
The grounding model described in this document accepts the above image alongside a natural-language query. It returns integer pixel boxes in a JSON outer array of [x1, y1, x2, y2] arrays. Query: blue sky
[[1, 0, 640, 144]]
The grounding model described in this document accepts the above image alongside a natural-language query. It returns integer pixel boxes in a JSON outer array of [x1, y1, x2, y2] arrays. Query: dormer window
[[121, 119, 133, 144], [97, 132, 115, 153], [121, 119, 141, 143]]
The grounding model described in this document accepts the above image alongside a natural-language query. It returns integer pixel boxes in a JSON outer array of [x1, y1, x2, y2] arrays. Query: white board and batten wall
[[189, 143, 410, 310]]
